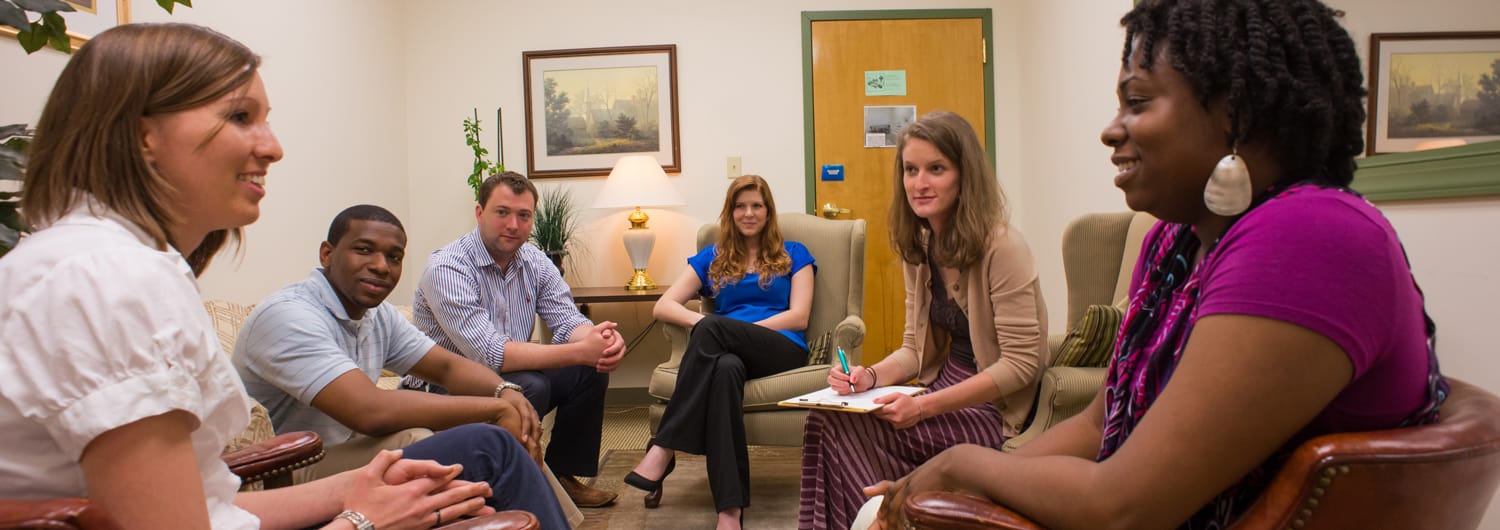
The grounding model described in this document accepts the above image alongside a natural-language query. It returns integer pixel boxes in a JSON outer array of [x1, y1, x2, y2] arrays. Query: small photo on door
[[864, 105, 917, 148]]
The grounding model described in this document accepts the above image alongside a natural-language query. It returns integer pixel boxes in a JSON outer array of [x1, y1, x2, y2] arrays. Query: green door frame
[[800, 9, 996, 213]]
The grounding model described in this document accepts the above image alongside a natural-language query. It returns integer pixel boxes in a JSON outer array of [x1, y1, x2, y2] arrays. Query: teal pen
[[836, 347, 854, 392]]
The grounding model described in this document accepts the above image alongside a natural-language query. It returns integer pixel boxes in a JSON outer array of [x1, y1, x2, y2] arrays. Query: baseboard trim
[[605, 387, 656, 407]]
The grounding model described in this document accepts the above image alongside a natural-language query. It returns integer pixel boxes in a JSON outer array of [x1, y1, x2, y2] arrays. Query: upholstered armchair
[[1002, 211, 1155, 452], [905, 377, 1500, 530], [648, 213, 867, 446]]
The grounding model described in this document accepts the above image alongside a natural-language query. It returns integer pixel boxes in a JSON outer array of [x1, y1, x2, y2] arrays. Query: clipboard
[[777, 385, 925, 413]]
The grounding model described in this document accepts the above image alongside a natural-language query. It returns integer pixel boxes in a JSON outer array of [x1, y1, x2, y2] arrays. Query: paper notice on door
[[865, 70, 907, 96], [863, 105, 916, 149]]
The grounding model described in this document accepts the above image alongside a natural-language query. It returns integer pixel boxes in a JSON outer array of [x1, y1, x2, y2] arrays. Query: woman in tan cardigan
[[796, 111, 1049, 530]]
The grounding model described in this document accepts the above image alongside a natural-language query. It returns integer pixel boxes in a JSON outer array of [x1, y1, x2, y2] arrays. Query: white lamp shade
[[592, 155, 685, 209]]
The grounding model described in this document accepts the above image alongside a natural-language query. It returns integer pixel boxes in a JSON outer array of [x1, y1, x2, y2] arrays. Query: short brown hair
[[22, 23, 260, 275], [888, 111, 1007, 268], [478, 171, 538, 208]]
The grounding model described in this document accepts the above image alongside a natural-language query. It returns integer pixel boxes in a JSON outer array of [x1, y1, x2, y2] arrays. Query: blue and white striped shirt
[[410, 229, 589, 374]]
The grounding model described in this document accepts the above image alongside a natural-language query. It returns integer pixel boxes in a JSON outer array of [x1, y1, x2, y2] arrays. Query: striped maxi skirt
[[796, 354, 1007, 530]]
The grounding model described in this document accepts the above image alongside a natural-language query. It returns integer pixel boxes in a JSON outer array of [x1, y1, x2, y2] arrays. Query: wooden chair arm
[[0, 498, 121, 530], [905, 492, 1044, 530], [222, 430, 324, 487], [436, 510, 539, 530]]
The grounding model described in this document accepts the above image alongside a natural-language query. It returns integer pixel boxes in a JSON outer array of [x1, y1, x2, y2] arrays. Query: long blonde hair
[[888, 111, 1007, 268], [708, 175, 790, 292], [22, 23, 260, 276]]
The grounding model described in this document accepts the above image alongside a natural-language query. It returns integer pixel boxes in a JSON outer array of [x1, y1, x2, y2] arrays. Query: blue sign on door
[[821, 164, 845, 181]]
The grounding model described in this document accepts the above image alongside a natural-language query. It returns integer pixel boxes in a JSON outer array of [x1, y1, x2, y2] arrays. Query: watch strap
[[336, 509, 375, 530]]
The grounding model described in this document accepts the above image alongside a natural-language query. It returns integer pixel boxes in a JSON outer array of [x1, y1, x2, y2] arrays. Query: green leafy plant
[[0, 0, 191, 257], [463, 108, 503, 203], [0, 0, 191, 54], [0, 125, 29, 258], [530, 186, 586, 275]]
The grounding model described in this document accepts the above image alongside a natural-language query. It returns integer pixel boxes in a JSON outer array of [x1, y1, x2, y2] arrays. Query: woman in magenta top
[[866, 0, 1447, 528]]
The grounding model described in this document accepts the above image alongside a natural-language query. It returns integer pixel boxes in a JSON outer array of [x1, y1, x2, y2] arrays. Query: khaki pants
[[295, 427, 584, 527]]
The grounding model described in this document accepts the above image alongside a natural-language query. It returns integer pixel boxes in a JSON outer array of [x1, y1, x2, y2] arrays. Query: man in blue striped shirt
[[410, 172, 625, 508]]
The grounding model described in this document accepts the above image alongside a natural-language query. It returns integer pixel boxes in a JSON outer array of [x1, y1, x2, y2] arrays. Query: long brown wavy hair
[[22, 23, 260, 276], [888, 111, 1007, 268], [708, 175, 791, 293]]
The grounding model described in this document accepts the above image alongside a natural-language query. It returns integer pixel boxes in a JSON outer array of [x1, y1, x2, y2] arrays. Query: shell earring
[[1203, 150, 1251, 216]]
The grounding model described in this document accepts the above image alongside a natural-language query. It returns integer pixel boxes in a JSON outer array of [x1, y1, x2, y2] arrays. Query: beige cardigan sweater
[[885, 224, 1050, 436]]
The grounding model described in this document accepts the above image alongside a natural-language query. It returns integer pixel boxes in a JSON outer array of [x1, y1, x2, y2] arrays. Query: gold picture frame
[[1366, 31, 1500, 155], [522, 44, 680, 178]]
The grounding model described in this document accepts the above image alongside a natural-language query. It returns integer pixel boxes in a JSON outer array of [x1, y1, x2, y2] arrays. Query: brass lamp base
[[625, 269, 657, 290]]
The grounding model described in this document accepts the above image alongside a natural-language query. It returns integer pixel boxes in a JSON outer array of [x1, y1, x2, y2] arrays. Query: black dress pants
[[653, 314, 807, 511], [506, 365, 608, 477]]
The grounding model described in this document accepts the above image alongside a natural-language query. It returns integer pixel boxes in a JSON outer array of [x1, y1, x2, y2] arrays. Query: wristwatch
[[494, 381, 524, 398], [336, 510, 375, 530]]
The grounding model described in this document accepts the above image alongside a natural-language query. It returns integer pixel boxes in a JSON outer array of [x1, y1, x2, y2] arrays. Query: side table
[[570, 285, 669, 353]]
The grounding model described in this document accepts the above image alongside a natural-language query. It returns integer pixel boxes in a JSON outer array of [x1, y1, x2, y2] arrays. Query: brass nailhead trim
[[244, 449, 326, 484], [1295, 464, 1345, 528]]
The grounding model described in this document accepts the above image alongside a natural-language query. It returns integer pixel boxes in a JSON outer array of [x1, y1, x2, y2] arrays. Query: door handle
[[821, 203, 851, 219]]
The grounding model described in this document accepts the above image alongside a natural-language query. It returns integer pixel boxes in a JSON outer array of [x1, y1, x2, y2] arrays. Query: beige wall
[[395, 0, 1028, 386], [3, 0, 1499, 524]]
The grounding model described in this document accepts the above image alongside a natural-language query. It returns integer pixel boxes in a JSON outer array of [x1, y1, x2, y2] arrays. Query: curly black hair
[[1122, 0, 1366, 187]]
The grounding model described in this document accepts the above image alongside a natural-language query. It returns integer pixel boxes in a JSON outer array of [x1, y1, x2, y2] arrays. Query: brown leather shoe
[[559, 474, 618, 508]]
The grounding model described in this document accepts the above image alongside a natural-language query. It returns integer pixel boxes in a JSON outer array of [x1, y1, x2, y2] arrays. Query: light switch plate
[[727, 156, 742, 179]]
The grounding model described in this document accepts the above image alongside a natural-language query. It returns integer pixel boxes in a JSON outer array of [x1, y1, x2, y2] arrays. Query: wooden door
[[807, 15, 989, 366]]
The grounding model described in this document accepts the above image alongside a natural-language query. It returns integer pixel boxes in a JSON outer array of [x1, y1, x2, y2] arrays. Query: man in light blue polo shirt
[[233, 204, 571, 529]]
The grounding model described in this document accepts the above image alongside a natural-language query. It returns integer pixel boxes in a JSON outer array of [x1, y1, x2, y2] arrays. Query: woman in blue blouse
[[625, 175, 815, 529]]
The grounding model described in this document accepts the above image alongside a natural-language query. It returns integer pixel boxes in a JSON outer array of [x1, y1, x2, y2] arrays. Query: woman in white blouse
[[0, 23, 494, 530]]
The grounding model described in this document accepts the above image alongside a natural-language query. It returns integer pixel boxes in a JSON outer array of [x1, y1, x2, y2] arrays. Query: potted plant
[[530, 186, 584, 276], [0, 125, 29, 258], [463, 108, 502, 203]]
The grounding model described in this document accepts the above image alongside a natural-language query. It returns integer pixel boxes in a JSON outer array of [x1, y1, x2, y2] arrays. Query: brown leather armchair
[[0, 430, 325, 530], [0, 429, 534, 528], [0, 499, 537, 530], [905, 378, 1500, 530], [0, 432, 540, 530]]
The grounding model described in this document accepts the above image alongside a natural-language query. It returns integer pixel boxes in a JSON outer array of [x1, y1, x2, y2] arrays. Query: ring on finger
[[434, 508, 443, 526]]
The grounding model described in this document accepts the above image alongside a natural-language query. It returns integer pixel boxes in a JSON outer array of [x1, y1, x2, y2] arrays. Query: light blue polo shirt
[[233, 269, 434, 444]]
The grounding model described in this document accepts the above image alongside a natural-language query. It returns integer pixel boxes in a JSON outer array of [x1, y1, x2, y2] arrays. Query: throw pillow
[[1053, 304, 1123, 368], [806, 330, 835, 365]]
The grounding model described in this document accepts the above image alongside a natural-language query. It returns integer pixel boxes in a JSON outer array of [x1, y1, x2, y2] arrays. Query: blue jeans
[[403, 423, 570, 530]]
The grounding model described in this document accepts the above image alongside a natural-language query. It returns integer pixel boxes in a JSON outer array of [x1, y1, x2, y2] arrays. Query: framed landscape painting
[[522, 44, 680, 178], [1367, 32, 1500, 155]]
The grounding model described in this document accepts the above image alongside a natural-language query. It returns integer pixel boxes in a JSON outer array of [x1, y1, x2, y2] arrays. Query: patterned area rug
[[578, 446, 804, 530]]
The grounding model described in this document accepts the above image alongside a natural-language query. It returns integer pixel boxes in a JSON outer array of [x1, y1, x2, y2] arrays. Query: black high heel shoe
[[623, 444, 677, 509]]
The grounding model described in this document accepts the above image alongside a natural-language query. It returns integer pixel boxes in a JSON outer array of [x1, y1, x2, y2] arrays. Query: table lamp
[[593, 155, 685, 290]]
